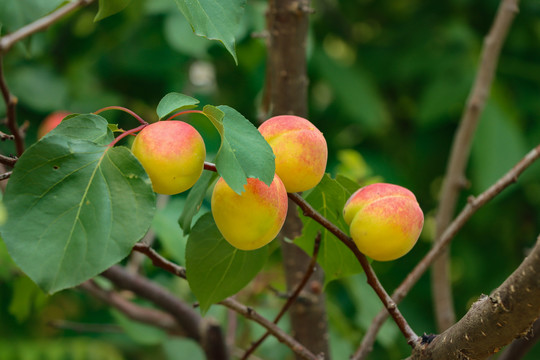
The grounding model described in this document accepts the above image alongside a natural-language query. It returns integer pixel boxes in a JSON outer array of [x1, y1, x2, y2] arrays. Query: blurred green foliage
[[1, 0, 540, 359]]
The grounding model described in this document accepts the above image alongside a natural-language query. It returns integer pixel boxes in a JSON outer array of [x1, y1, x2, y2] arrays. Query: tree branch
[[353, 143, 540, 360], [494, 316, 540, 360], [100, 266, 229, 360], [288, 192, 419, 346], [432, 0, 520, 331], [131, 244, 319, 360], [0, 0, 96, 54], [411, 235, 540, 359]]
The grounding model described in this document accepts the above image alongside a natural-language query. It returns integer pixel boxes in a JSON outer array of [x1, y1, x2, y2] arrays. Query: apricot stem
[[94, 106, 148, 125], [108, 124, 147, 148], [165, 110, 205, 121], [204, 162, 217, 172]]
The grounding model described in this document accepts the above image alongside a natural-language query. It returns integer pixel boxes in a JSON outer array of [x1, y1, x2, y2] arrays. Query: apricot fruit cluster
[[129, 115, 328, 250], [129, 115, 423, 259], [343, 183, 424, 261]]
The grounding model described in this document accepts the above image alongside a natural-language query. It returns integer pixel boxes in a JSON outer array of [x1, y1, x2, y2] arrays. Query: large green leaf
[[1, 115, 155, 293], [186, 213, 268, 313], [173, 0, 246, 63], [95, 0, 132, 21], [203, 105, 275, 194], [156, 92, 200, 120], [0, 0, 64, 33], [295, 174, 363, 286]]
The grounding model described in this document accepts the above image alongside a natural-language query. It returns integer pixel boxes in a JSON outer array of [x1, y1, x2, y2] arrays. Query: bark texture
[[412, 237, 540, 360]]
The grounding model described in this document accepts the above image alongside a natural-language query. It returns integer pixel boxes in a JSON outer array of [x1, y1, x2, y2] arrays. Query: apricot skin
[[211, 175, 288, 251], [258, 115, 327, 193], [38, 111, 70, 139], [131, 121, 206, 195], [343, 183, 424, 261]]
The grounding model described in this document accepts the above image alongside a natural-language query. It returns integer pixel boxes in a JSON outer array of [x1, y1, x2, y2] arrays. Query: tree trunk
[[266, 1, 330, 358]]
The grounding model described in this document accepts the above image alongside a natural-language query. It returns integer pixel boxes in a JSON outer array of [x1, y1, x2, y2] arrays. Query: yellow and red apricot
[[211, 174, 288, 250], [258, 115, 328, 193], [131, 121, 206, 195], [343, 183, 424, 261]]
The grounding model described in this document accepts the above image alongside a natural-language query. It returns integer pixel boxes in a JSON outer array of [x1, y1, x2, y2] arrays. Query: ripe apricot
[[211, 175, 288, 250], [259, 115, 327, 193], [343, 183, 424, 261], [131, 121, 205, 195]]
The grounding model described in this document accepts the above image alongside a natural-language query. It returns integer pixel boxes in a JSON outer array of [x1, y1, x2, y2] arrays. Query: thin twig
[[242, 232, 322, 359], [0, 0, 96, 53], [0, 58, 23, 156], [0, 171, 12, 181], [352, 143, 540, 360], [431, 0, 520, 331], [0, 154, 17, 167], [219, 297, 321, 360], [287, 192, 419, 347], [131, 243, 319, 360], [0, 130, 14, 141], [132, 243, 187, 278]]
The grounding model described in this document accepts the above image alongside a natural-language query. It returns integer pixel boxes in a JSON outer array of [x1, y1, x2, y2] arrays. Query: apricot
[[38, 111, 70, 139], [258, 115, 327, 193], [131, 121, 206, 195], [211, 174, 288, 250], [343, 183, 424, 261]]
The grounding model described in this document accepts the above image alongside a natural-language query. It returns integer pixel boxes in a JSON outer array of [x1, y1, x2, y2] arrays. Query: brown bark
[[412, 236, 540, 360], [266, 1, 330, 358]]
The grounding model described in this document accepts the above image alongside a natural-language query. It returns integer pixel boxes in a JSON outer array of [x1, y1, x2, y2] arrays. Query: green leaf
[[173, 0, 246, 64], [0, 0, 64, 33], [156, 92, 200, 120], [178, 171, 218, 235], [95, 0, 132, 21], [202, 105, 275, 194], [296, 174, 363, 286], [186, 213, 268, 313], [1, 117, 156, 293]]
